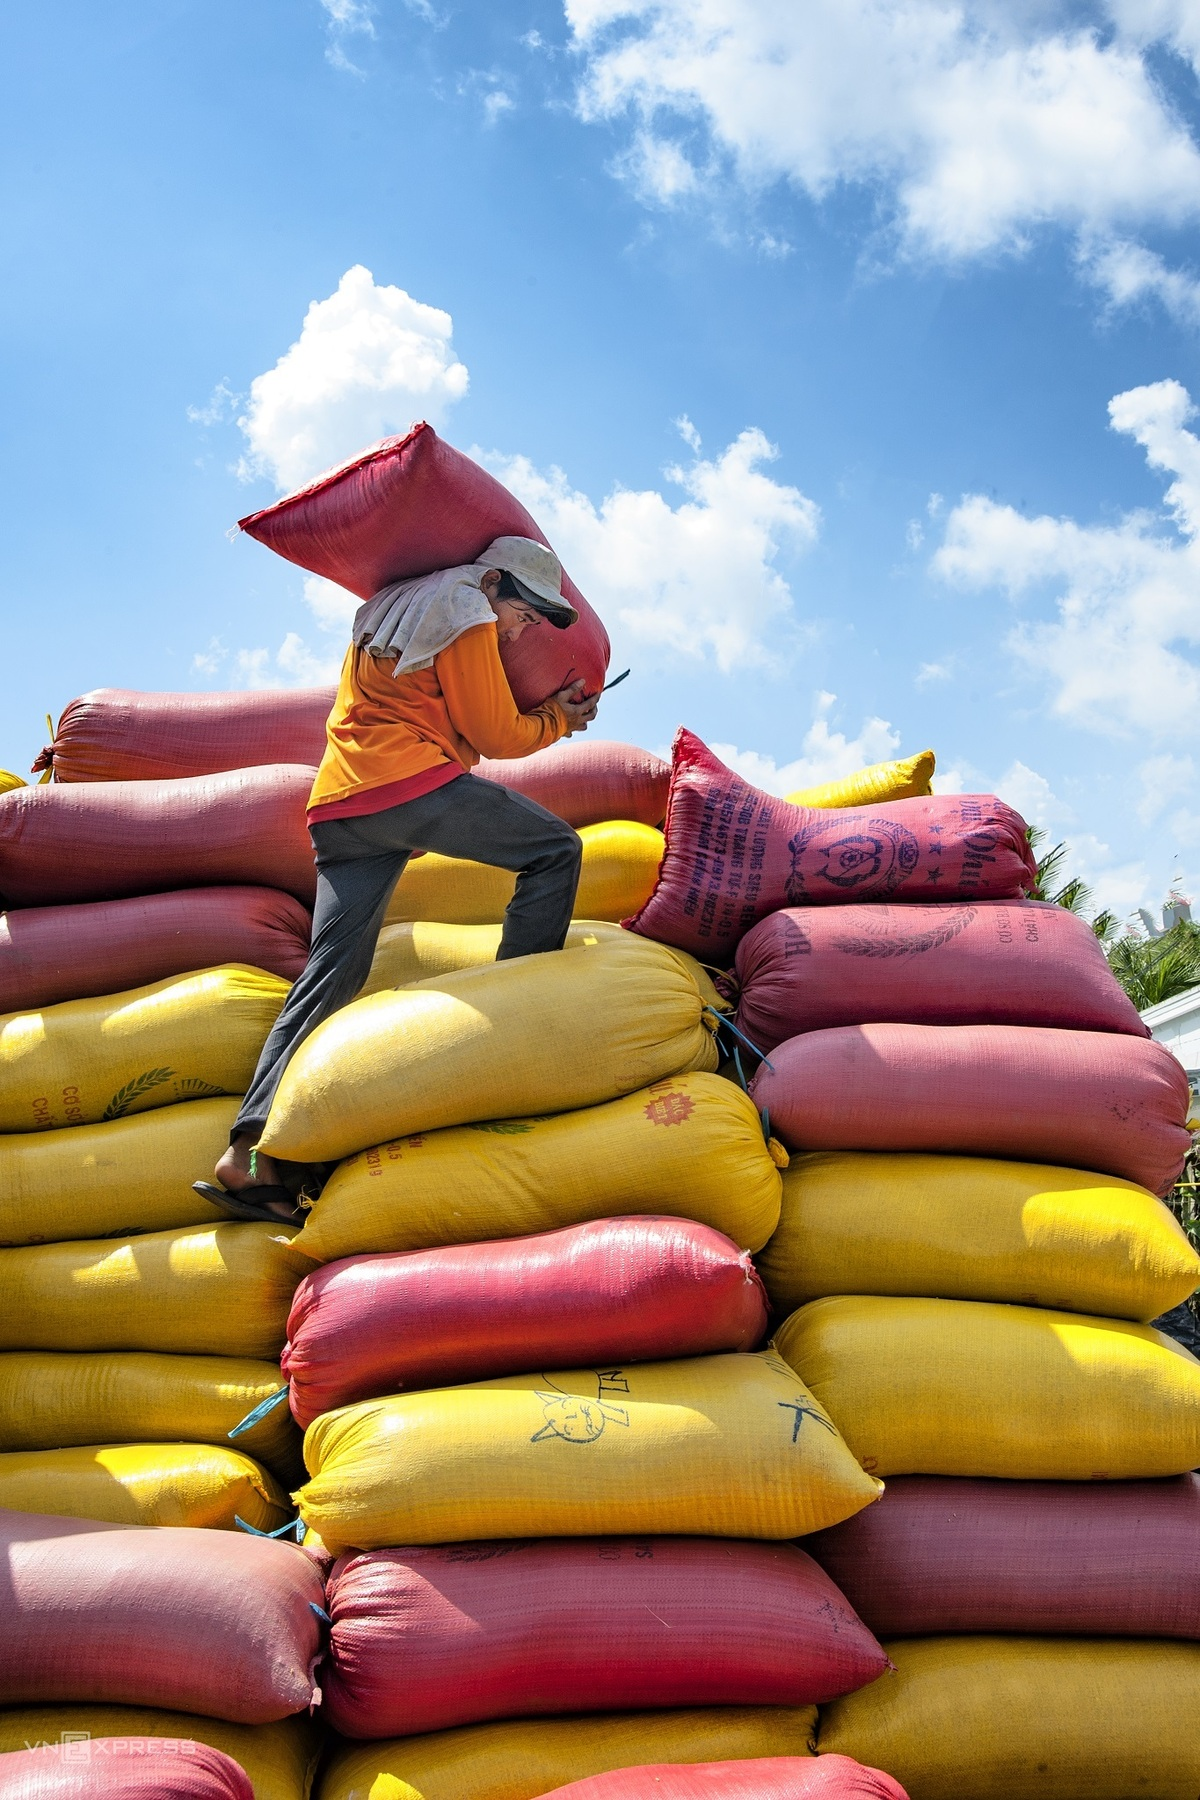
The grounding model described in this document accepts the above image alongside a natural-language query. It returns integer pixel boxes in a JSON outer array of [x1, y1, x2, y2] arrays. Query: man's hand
[[554, 679, 600, 735]]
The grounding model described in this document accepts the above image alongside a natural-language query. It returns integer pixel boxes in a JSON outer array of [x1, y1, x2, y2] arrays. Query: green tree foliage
[[1105, 922, 1200, 1012], [1027, 829, 1118, 942]]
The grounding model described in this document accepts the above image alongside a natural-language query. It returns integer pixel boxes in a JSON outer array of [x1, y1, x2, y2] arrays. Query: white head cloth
[[351, 563, 496, 679]]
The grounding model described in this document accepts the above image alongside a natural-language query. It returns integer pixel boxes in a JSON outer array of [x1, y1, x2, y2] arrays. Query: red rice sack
[[237, 423, 609, 709], [750, 1023, 1191, 1196], [282, 1217, 769, 1429], [0, 886, 311, 1012], [322, 1537, 888, 1737], [0, 1741, 253, 1800], [34, 688, 332, 784], [476, 741, 669, 829], [627, 732, 1037, 960], [0, 1508, 323, 1722], [0, 767, 317, 908], [538, 1760, 908, 1800], [805, 1473, 1200, 1640], [734, 900, 1145, 1051]]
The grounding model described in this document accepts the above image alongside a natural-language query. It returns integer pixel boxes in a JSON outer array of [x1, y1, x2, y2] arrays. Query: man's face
[[480, 571, 543, 643]]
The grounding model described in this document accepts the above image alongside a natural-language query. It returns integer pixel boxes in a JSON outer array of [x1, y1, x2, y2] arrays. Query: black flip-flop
[[192, 1181, 306, 1225]]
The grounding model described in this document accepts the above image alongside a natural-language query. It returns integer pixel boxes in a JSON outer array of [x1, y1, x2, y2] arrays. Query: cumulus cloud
[[932, 377, 1200, 739], [711, 695, 901, 793], [238, 264, 469, 492], [565, 0, 1200, 306], [1078, 236, 1200, 328], [483, 421, 819, 671]]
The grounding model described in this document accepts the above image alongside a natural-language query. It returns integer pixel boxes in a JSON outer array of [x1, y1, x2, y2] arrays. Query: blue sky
[[4, 0, 1200, 921]]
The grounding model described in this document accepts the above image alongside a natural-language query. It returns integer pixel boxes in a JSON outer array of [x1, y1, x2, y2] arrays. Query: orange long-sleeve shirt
[[307, 621, 567, 820]]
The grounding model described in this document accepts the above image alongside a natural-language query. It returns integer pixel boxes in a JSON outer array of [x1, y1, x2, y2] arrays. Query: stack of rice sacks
[[245, 754, 945, 1800], [627, 732, 1200, 1800]]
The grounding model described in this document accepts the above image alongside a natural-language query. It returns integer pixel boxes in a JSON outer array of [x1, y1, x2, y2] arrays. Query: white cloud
[[238, 264, 469, 492], [1078, 235, 1200, 328], [482, 422, 819, 671], [187, 378, 240, 428], [932, 377, 1200, 738], [712, 693, 901, 793], [566, 0, 1200, 306], [321, 0, 374, 27], [482, 89, 515, 124], [915, 658, 952, 685]]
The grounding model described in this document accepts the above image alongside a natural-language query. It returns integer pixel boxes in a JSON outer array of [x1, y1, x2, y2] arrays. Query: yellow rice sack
[[0, 1708, 322, 1800], [0, 769, 26, 795], [362, 918, 724, 1009], [384, 821, 663, 927], [0, 965, 288, 1133], [0, 1098, 240, 1247], [261, 939, 719, 1165], [0, 1222, 300, 1357], [288, 1072, 784, 1265], [0, 1442, 291, 1531], [817, 1636, 1200, 1800], [785, 750, 935, 808], [0, 1349, 301, 1484], [298, 1350, 880, 1555], [319, 1708, 818, 1800], [775, 1295, 1200, 1479], [760, 1152, 1200, 1322]]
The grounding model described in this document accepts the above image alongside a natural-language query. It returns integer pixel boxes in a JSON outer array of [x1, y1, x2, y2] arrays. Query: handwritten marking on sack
[[101, 1067, 176, 1121], [531, 1369, 632, 1443], [778, 1399, 838, 1441], [644, 1091, 696, 1127]]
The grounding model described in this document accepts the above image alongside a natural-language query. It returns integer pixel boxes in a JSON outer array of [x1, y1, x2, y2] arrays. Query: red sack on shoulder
[[625, 730, 1038, 960], [237, 423, 609, 709]]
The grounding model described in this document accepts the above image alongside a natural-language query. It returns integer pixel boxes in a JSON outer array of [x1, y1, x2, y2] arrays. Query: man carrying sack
[[195, 535, 600, 1221]]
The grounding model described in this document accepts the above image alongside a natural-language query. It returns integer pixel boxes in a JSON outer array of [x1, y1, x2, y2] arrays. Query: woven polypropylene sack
[[733, 900, 1146, 1050], [322, 1537, 885, 1737], [259, 939, 718, 1165], [0, 1350, 301, 1484], [0, 1099, 239, 1247], [297, 1351, 880, 1554], [817, 1636, 1200, 1800], [0, 1442, 291, 1531], [0, 766, 318, 908], [283, 1217, 769, 1427], [362, 918, 628, 994], [316, 1707, 819, 1800], [784, 750, 935, 808], [0, 1508, 323, 1722], [775, 1295, 1200, 1480], [37, 685, 333, 782], [538, 1760, 909, 1800], [0, 887, 310, 1013], [0, 965, 288, 1134], [625, 731, 1036, 960], [804, 1472, 1200, 1638], [0, 1222, 301, 1357], [286, 1073, 783, 1265], [0, 1740, 255, 1800], [0, 1709, 321, 1800], [383, 821, 663, 928], [475, 741, 669, 828], [750, 1023, 1191, 1197], [362, 919, 722, 1009], [758, 1152, 1200, 1322], [237, 422, 609, 709]]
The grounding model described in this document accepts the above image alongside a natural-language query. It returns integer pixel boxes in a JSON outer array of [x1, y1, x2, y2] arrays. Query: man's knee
[[549, 823, 583, 875]]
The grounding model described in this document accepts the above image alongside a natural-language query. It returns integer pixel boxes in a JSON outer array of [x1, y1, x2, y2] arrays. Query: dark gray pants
[[233, 773, 582, 1144]]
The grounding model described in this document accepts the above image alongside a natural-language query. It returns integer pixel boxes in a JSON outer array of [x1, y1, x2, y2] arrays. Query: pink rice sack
[[536, 1757, 909, 1800], [0, 1742, 253, 1800], [34, 687, 333, 783], [237, 422, 609, 709], [750, 1023, 1191, 1196], [476, 740, 669, 829], [0, 886, 311, 1012], [321, 1537, 888, 1737], [0, 766, 317, 909], [626, 731, 1037, 960], [282, 1217, 769, 1429], [0, 1509, 325, 1724], [734, 899, 1146, 1051]]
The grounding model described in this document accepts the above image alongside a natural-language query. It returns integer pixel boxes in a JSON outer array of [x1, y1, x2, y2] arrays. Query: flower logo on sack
[[531, 1370, 631, 1444], [644, 1091, 695, 1128], [785, 820, 920, 904]]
